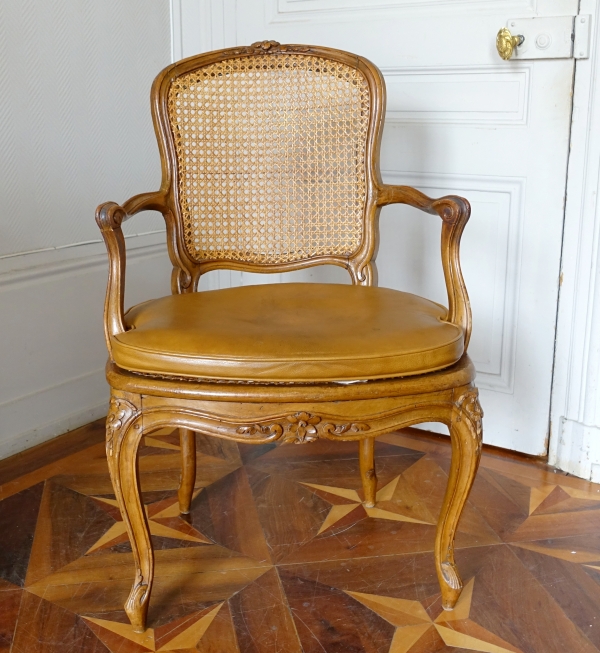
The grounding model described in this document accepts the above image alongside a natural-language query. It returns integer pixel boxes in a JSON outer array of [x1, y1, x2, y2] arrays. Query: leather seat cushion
[[113, 283, 464, 382]]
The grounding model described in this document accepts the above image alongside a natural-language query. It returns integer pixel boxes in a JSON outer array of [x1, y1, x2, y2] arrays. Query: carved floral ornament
[[232, 41, 312, 56], [237, 411, 370, 444]]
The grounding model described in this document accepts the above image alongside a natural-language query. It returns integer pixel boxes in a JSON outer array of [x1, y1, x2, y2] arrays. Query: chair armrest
[[96, 191, 168, 356], [377, 184, 472, 349]]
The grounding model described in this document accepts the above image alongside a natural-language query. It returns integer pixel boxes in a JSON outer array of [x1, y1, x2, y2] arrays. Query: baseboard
[[0, 367, 109, 461], [0, 417, 106, 486], [549, 418, 600, 483]]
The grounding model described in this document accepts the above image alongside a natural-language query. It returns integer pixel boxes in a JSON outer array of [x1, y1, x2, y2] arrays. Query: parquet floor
[[1, 422, 600, 652]]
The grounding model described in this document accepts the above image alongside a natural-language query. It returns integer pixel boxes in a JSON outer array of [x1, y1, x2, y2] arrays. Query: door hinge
[[505, 15, 591, 60], [574, 15, 592, 59]]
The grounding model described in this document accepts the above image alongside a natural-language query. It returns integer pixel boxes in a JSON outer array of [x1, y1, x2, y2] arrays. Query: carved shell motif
[[105, 398, 138, 457], [454, 388, 484, 446]]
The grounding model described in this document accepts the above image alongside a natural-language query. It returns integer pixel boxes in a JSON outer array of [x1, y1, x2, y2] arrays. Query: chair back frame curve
[[149, 41, 386, 292]]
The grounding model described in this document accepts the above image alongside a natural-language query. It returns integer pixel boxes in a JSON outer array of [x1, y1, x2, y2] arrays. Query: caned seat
[[96, 41, 484, 633], [115, 284, 464, 382]]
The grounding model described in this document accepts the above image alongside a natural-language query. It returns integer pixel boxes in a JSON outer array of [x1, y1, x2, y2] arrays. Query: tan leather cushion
[[113, 283, 464, 382]]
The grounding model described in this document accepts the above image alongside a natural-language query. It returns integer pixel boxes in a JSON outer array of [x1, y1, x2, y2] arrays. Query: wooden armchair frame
[[96, 42, 482, 633]]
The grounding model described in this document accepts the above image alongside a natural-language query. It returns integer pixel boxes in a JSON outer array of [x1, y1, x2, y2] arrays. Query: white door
[[174, 0, 579, 455]]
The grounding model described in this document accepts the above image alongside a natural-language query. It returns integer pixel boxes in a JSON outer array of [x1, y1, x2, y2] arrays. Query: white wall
[[549, 1, 600, 481], [0, 1, 172, 459]]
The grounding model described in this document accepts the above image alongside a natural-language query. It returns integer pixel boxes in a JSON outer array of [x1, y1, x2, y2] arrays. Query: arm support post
[[377, 185, 472, 349], [96, 191, 168, 356]]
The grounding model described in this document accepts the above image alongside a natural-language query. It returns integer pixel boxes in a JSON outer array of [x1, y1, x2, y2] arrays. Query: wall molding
[[0, 368, 108, 461], [269, 0, 537, 22], [0, 234, 166, 290], [170, 0, 236, 59], [381, 65, 531, 126], [550, 0, 600, 480]]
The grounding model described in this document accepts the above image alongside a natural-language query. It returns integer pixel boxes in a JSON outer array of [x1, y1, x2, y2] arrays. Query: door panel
[[184, 0, 576, 454]]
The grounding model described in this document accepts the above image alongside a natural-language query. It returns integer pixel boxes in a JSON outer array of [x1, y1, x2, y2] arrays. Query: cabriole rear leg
[[359, 436, 377, 508], [178, 428, 196, 514]]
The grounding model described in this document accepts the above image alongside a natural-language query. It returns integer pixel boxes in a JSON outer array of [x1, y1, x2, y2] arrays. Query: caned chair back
[[151, 42, 386, 287]]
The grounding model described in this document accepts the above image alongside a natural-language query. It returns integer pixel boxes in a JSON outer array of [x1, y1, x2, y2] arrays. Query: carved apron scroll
[[237, 411, 371, 444]]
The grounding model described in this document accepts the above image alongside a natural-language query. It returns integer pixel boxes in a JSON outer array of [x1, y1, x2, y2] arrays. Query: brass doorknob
[[496, 27, 525, 60]]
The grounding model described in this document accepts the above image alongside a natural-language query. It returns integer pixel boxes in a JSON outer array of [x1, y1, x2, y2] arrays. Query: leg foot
[[125, 573, 151, 632], [178, 428, 196, 514], [359, 437, 377, 508], [435, 387, 483, 610], [105, 395, 153, 632]]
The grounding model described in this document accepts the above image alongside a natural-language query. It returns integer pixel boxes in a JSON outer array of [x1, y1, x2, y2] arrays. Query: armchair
[[96, 41, 482, 633]]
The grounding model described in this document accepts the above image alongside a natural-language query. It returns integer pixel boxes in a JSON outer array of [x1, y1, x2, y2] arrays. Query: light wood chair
[[96, 41, 483, 633]]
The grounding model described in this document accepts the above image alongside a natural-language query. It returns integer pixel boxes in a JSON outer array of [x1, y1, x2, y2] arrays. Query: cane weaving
[[167, 54, 370, 265]]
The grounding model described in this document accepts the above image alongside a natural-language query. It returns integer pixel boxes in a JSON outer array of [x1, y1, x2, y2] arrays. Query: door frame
[[549, 0, 600, 480]]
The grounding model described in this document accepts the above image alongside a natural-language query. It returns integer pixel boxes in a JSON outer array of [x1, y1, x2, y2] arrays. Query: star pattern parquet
[[0, 424, 599, 652]]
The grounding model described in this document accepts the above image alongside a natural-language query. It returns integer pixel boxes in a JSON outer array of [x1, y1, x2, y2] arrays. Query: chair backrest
[[151, 41, 386, 290]]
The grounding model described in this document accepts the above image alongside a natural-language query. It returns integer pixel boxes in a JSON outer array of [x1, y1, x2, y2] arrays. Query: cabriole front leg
[[435, 386, 483, 610], [105, 394, 153, 632]]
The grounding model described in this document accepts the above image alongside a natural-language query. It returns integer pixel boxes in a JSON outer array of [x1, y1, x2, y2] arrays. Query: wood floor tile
[[280, 552, 443, 603], [196, 600, 240, 652], [0, 441, 109, 501], [0, 482, 43, 586], [3, 420, 600, 651], [247, 452, 423, 490], [12, 592, 109, 653], [189, 467, 271, 563], [466, 469, 529, 540], [397, 627, 449, 652], [510, 545, 600, 648], [0, 587, 22, 652], [462, 544, 599, 653], [229, 568, 302, 652], [279, 567, 396, 653], [246, 467, 332, 562], [511, 533, 600, 562], [505, 509, 600, 542], [84, 600, 228, 651], [25, 480, 115, 586], [27, 545, 270, 615]]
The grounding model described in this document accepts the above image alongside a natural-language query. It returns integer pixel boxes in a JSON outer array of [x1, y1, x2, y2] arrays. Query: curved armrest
[[377, 184, 472, 349], [96, 191, 168, 355]]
